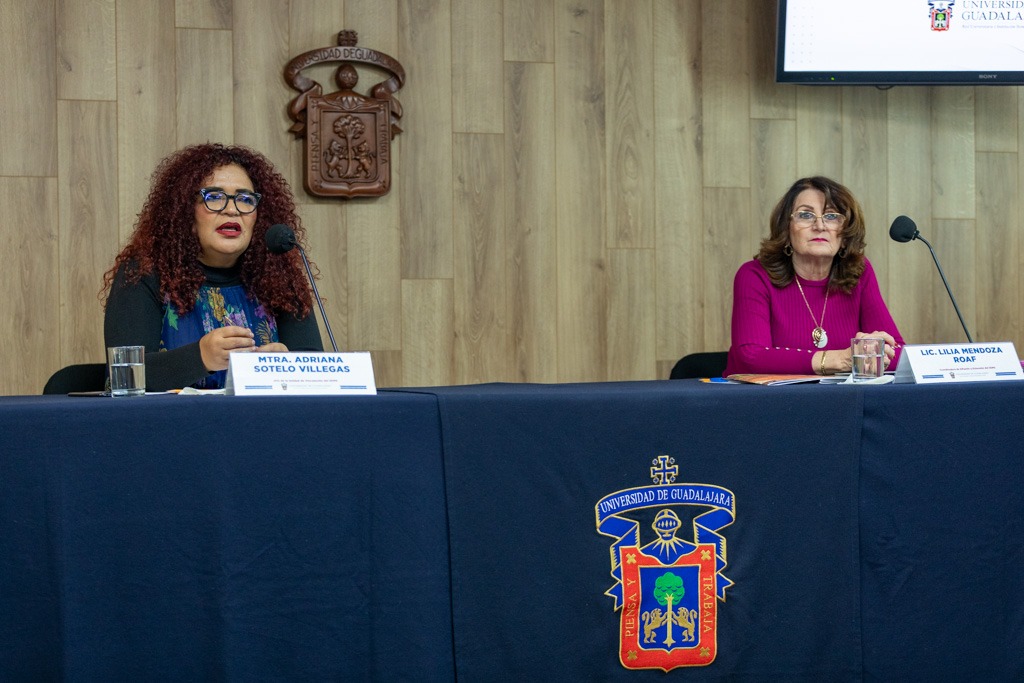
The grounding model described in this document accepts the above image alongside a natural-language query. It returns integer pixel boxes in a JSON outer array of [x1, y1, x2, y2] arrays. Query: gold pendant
[[813, 327, 828, 349]]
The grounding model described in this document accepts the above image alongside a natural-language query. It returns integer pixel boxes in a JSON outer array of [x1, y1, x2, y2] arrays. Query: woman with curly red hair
[[103, 143, 323, 390]]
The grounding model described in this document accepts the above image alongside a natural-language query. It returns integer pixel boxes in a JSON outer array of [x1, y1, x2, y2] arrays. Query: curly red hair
[[103, 143, 315, 317]]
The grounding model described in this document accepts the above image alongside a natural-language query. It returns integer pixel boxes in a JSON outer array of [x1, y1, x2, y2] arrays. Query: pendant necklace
[[794, 275, 829, 349]]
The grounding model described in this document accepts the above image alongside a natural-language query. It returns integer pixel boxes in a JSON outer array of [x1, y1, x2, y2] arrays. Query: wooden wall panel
[[0, 178, 59, 394], [116, 0, 177, 244], [1019, 86, 1024, 346], [654, 0, 703, 361], [750, 0, 794, 120], [505, 62, 557, 382], [233, 0, 292, 172], [347, 200, 402, 350], [555, 0, 606, 382], [608, 249, 656, 380], [0, 1, 56, 176], [917, 139, 969, 355], [841, 87, 889, 280], [402, 279, 453, 386], [931, 87, 975, 219], [701, 0, 750, 188], [176, 29, 234, 147], [795, 87, 842, 180], [932, 219, 975, 343], [176, 0, 232, 29], [887, 87, 935, 345], [399, 0, 454, 279], [453, 133, 509, 383], [343, 1, 403, 351], [975, 86, 1017, 153], [976, 152, 1019, 344], [453, 0, 504, 134], [58, 100, 119, 363], [57, 0, 116, 101], [704, 188, 752, 349], [504, 0, 554, 63], [301, 203, 349, 353], [346, 1, 396, 46], [4, 1, 1024, 395], [369, 349, 403, 388], [750, 118, 796, 246], [606, 0, 653, 249], [348, 179, 403, 348]]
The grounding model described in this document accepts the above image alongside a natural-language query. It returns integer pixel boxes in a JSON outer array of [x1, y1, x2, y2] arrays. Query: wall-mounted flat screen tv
[[777, 0, 1024, 85]]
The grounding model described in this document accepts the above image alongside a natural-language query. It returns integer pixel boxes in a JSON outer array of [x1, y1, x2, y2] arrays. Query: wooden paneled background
[[2, 0, 1021, 394]]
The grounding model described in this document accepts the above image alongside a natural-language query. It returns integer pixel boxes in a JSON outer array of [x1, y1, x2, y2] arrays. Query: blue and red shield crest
[[617, 543, 718, 671], [596, 455, 734, 672], [928, 1, 955, 31]]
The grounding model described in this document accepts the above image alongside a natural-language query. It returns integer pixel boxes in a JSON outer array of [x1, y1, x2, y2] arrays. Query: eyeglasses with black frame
[[198, 188, 262, 214], [790, 210, 845, 230]]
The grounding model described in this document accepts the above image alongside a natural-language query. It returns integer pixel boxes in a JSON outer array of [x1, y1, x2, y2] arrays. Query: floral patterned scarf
[[161, 274, 278, 389]]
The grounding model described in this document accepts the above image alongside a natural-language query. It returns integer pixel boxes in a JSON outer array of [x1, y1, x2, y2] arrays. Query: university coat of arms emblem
[[285, 30, 405, 198], [595, 455, 735, 671], [929, 1, 955, 31]]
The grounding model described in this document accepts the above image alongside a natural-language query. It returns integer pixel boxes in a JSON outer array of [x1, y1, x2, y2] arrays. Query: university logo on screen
[[595, 455, 735, 671], [929, 1, 955, 31]]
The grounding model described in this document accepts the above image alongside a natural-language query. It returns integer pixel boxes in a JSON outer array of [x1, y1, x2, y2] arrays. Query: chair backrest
[[669, 352, 729, 380], [42, 363, 108, 395]]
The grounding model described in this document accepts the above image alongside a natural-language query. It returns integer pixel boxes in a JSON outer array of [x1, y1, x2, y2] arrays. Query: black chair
[[42, 363, 108, 394], [669, 352, 729, 380]]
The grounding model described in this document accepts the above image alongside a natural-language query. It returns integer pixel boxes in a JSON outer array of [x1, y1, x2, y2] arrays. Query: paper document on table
[[820, 374, 895, 385], [725, 374, 822, 386]]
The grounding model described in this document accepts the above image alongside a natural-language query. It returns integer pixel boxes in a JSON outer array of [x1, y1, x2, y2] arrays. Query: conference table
[[2, 380, 1022, 681]]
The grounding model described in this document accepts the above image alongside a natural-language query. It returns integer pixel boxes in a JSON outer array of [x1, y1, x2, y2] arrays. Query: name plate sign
[[893, 342, 1023, 384], [227, 352, 376, 396]]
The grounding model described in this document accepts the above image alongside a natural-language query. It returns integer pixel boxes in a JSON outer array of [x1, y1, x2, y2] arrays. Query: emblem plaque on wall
[[285, 30, 405, 198]]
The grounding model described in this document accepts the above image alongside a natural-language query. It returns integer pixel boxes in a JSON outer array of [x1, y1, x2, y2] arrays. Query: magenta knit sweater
[[723, 258, 904, 376]]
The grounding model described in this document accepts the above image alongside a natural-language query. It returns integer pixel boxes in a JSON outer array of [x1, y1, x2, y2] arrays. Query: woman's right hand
[[816, 330, 899, 375], [199, 326, 256, 371]]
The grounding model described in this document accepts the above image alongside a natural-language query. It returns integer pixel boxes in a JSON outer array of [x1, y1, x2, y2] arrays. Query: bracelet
[[820, 350, 827, 375]]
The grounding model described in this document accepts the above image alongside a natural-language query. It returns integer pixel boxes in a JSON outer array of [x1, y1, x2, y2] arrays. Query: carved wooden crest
[[285, 31, 405, 198]]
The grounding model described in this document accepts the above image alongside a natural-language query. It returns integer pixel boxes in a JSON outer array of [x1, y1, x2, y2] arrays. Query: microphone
[[265, 223, 339, 352], [888, 215, 918, 243], [888, 215, 973, 343], [265, 223, 297, 253]]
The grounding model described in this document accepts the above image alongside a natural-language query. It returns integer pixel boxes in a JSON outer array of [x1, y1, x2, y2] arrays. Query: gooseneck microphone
[[887, 215, 919, 244], [265, 223, 339, 352], [888, 215, 973, 343]]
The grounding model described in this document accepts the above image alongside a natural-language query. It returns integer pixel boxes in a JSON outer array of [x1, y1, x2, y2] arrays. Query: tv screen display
[[777, 0, 1024, 84]]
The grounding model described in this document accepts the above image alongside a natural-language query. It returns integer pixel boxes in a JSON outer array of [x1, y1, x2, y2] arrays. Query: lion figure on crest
[[641, 606, 698, 644]]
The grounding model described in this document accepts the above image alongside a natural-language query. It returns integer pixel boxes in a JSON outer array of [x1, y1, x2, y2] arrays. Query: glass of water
[[107, 346, 146, 396], [850, 337, 885, 382]]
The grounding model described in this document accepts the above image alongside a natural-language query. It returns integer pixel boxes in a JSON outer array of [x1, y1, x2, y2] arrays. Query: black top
[[104, 262, 323, 391]]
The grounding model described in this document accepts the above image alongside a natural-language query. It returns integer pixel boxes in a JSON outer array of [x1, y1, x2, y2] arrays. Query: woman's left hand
[[255, 342, 289, 353]]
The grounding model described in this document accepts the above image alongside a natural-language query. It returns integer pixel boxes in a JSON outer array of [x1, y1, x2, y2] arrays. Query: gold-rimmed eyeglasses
[[199, 188, 262, 215], [791, 210, 845, 229]]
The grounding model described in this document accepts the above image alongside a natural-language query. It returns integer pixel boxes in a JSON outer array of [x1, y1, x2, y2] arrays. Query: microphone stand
[[915, 233, 974, 343], [297, 246, 338, 352]]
